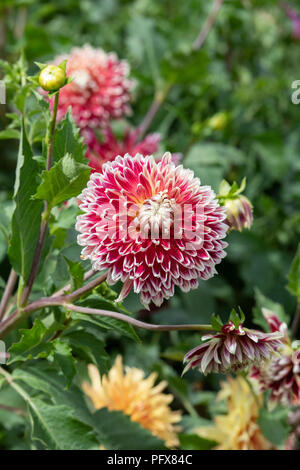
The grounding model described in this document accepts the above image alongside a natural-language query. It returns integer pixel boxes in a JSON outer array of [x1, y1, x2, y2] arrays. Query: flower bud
[[224, 195, 253, 232], [39, 65, 66, 92], [207, 112, 228, 131], [218, 179, 253, 232], [183, 320, 283, 376]]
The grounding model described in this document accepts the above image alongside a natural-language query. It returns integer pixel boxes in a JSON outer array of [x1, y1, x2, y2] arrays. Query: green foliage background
[[0, 0, 299, 450]]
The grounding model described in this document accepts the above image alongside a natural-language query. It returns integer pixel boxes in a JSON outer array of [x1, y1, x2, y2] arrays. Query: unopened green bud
[[39, 65, 66, 92], [207, 112, 228, 131]]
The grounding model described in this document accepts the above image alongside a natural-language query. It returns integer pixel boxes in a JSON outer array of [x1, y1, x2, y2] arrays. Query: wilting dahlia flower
[[251, 309, 300, 405], [82, 356, 181, 447], [84, 127, 161, 173], [76, 152, 228, 308], [49, 45, 134, 128], [183, 321, 283, 375], [195, 376, 273, 450]]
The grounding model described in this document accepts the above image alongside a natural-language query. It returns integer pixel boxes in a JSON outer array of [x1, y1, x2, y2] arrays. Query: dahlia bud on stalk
[[218, 178, 253, 232], [183, 308, 283, 375], [38, 61, 67, 92], [207, 112, 229, 131]]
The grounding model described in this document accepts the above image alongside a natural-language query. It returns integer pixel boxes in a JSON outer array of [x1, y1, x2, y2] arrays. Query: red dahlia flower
[[76, 153, 228, 308], [83, 127, 161, 173], [49, 45, 134, 128], [183, 321, 283, 375]]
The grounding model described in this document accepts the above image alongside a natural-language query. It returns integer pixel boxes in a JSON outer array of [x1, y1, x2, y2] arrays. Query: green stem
[[20, 92, 60, 307], [63, 303, 214, 333], [138, 83, 172, 139], [45, 92, 59, 171], [0, 271, 108, 339], [0, 269, 18, 321], [193, 0, 224, 50], [0, 366, 30, 405], [0, 293, 214, 339]]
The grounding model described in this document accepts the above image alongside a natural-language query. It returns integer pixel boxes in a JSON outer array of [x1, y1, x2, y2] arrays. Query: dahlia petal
[[116, 278, 134, 302], [224, 336, 237, 355]]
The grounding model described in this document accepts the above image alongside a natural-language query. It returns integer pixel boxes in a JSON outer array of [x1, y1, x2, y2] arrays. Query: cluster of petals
[[82, 356, 181, 447], [76, 152, 228, 308], [183, 320, 283, 375], [83, 127, 161, 173], [251, 309, 300, 405], [49, 45, 134, 128], [195, 376, 273, 450]]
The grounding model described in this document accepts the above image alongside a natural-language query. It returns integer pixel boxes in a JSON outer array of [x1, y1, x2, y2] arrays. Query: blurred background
[[0, 0, 300, 421]]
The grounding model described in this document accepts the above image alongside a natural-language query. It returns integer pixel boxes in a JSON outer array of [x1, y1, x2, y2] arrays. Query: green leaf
[[8, 121, 44, 282], [64, 257, 84, 291], [180, 415, 213, 433], [258, 405, 290, 447], [27, 398, 98, 450], [161, 49, 208, 85], [287, 243, 300, 300], [184, 143, 245, 190], [14, 366, 163, 449], [228, 308, 243, 328], [0, 129, 20, 140], [52, 340, 76, 387], [14, 366, 96, 428], [63, 329, 111, 375], [52, 109, 86, 164], [34, 153, 90, 209], [210, 314, 223, 331], [5, 366, 98, 450], [0, 200, 14, 242], [73, 295, 140, 343], [179, 433, 216, 450], [8, 319, 53, 364], [91, 408, 165, 450]]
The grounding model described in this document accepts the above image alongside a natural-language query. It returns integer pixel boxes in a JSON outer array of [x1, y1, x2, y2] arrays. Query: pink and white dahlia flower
[[252, 350, 300, 406], [49, 45, 134, 128], [84, 127, 161, 173], [251, 309, 300, 405], [76, 153, 228, 308], [183, 321, 283, 375]]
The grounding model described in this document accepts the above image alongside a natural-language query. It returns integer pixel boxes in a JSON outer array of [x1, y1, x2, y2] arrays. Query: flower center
[[136, 191, 176, 239]]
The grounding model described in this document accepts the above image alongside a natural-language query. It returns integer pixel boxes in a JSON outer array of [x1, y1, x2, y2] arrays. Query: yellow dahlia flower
[[82, 356, 181, 448], [195, 376, 273, 450]]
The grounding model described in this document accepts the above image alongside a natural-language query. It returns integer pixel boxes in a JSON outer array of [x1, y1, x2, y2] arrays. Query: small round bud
[[224, 195, 253, 232], [207, 112, 228, 131], [39, 65, 66, 92]]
